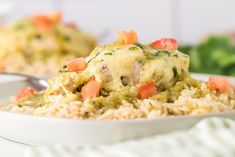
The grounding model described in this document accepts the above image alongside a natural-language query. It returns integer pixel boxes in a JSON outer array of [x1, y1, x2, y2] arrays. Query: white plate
[[0, 73, 235, 146]]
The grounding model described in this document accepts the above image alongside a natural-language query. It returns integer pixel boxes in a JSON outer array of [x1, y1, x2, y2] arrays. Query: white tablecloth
[[0, 137, 26, 157]]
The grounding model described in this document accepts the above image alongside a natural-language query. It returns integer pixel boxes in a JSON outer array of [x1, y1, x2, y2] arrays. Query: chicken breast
[[85, 43, 189, 92]]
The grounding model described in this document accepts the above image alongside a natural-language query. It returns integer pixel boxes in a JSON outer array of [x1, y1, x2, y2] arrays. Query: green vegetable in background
[[179, 35, 235, 76]]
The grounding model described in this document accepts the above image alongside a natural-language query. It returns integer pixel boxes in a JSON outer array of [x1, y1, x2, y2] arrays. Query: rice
[[1, 82, 235, 120], [0, 14, 97, 75]]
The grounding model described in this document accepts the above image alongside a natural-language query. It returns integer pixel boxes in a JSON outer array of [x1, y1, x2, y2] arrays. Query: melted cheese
[[84, 44, 189, 92]]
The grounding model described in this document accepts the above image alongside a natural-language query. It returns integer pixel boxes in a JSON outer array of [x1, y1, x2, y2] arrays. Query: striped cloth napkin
[[25, 117, 235, 157]]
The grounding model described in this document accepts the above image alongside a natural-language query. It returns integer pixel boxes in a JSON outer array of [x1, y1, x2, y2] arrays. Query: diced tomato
[[16, 87, 37, 100], [138, 81, 156, 99], [33, 15, 52, 32], [33, 12, 62, 32], [118, 30, 138, 44], [81, 80, 101, 100], [150, 38, 178, 50], [65, 57, 87, 72], [207, 77, 230, 93], [48, 11, 62, 22], [0, 63, 5, 72]]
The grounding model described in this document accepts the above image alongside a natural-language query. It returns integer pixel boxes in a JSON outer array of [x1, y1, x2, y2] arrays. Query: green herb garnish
[[172, 67, 177, 77], [15, 23, 26, 30], [129, 46, 138, 51], [34, 34, 42, 39], [104, 52, 113, 55], [59, 66, 69, 72], [135, 43, 145, 50], [64, 35, 71, 42], [153, 50, 170, 57]]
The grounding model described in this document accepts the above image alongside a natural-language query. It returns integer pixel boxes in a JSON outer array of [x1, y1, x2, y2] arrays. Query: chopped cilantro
[[34, 34, 42, 39], [59, 66, 69, 72], [64, 35, 71, 42], [153, 50, 170, 57], [172, 67, 177, 77], [135, 43, 145, 50], [104, 52, 113, 55], [129, 46, 138, 51], [15, 23, 26, 30]]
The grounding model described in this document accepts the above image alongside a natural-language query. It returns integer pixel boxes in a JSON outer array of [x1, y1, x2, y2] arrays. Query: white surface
[[62, 0, 173, 44], [0, 2, 14, 16], [1, 74, 235, 146], [0, 137, 26, 157], [180, 0, 235, 44]]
